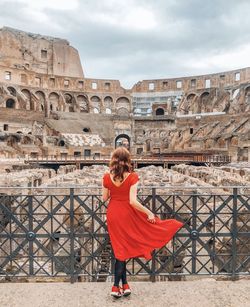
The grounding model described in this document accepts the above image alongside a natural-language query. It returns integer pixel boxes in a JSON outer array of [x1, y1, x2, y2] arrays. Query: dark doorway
[[115, 134, 130, 149], [6, 99, 15, 108], [156, 108, 164, 115]]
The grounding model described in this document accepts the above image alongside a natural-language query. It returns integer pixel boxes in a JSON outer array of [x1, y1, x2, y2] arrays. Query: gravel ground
[[0, 279, 250, 307]]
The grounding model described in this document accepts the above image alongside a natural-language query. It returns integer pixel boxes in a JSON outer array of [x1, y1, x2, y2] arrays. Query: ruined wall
[[0, 27, 249, 161], [0, 27, 84, 78]]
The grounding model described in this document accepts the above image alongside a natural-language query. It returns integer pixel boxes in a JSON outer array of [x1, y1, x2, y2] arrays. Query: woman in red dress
[[102, 147, 184, 298]]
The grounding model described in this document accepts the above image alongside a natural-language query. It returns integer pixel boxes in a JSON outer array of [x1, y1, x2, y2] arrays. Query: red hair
[[109, 147, 133, 182]]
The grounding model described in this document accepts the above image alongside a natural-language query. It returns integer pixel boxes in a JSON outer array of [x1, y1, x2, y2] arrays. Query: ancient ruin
[[0, 27, 249, 282], [0, 26, 249, 161]]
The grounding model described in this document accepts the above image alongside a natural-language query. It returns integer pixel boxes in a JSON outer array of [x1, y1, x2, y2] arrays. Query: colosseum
[[0, 26, 249, 162], [0, 26, 249, 282]]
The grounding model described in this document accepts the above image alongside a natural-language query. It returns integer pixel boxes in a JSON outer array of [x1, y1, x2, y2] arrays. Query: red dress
[[103, 171, 184, 261]]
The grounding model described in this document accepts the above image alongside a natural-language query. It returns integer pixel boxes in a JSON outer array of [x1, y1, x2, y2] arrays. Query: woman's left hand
[[147, 212, 156, 224]]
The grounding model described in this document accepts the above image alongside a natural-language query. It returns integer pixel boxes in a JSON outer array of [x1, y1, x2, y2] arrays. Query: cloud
[[0, 0, 250, 88]]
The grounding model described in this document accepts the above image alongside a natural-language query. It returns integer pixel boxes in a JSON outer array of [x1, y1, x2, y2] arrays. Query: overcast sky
[[0, 0, 250, 88]]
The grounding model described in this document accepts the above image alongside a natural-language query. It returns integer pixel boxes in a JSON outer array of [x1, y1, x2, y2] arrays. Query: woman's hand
[[147, 212, 156, 224]]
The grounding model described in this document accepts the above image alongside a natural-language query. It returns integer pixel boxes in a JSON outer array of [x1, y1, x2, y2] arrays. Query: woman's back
[[103, 171, 139, 202]]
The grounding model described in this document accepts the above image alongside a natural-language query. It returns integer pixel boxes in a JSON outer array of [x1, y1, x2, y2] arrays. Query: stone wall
[[0, 27, 249, 161]]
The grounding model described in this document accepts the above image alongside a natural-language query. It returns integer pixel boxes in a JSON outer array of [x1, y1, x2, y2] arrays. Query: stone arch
[[197, 91, 210, 113], [7, 87, 16, 97], [64, 93, 74, 112], [49, 92, 60, 111], [21, 89, 33, 110], [187, 93, 196, 101], [6, 98, 16, 109], [90, 96, 101, 102], [35, 91, 46, 112], [156, 108, 164, 116], [90, 96, 101, 113], [77, 95, 89, 112], [104, 96, 113, 104], [115, 134, 130, 149], [200, 91, 210, 102], [116, 97, 130, 115]]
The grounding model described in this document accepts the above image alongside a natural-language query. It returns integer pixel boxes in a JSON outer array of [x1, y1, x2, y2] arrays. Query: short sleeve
[[102, 173, 109, 188], [130, 172, 139, 185]]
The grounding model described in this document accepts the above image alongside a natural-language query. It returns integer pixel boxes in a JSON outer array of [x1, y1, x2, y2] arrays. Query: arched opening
[[64, 93, 73, 104], [105, 108, 112, 114], [77, 95, 89, 112], [64, 93, 74, 112], [115, 134, 130, 150], [49, 92, 60, 112], [91, 96, 101, 102], [22, 89, 33, 110], [116, 97, 130, 115], [187, 93, 196, 101], [104, 96, 113, 104], [58, 140, 65, 146], [91, 96, 101, 113], [6, 98, 15, 109], [156, 108, 164, 116], [35, 91, 46, 112], [200, 92, 210, 103], [7, 87, 16, 97]]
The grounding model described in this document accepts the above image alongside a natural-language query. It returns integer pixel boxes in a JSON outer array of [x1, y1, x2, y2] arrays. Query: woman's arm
[[102, 178, 110, 202], [129, 183, 156, 223]]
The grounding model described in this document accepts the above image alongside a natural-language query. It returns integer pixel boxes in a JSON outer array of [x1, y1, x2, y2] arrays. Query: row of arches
[[4, 87, 131, 115]]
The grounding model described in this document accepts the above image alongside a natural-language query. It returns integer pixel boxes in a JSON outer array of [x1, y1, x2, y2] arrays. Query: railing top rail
[[0, 185, 249, 189]]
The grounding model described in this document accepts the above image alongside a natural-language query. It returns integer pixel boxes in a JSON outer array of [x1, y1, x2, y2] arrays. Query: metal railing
[[25, 154, 231, 164], [0, 186, 249, 282]]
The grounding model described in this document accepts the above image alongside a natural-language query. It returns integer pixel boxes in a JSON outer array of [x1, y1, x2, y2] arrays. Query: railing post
[[191, 190, 197, 274], [28, 193, 34, 276], [150, 187, 156, 282], [232, 188, 238, 280], [70, 188, 75, 283]]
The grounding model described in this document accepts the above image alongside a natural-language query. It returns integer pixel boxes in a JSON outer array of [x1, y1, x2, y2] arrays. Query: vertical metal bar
[[232, 188, 238, 279], [212, 195, 216, 274], [70, 188, 75, 283], [151, 187, 156, 282], [50, 195, 54, 276], [28, 193, 34, 276], [192, 191, 197, 274]]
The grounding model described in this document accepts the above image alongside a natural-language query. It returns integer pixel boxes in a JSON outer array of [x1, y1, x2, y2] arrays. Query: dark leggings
[[114, 258, 127, 286]]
